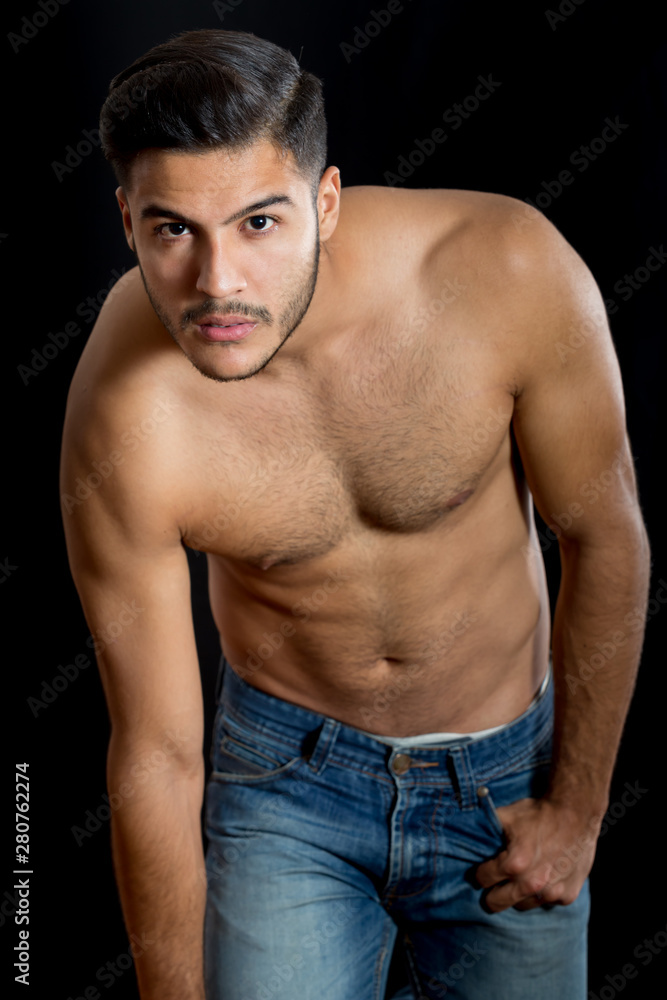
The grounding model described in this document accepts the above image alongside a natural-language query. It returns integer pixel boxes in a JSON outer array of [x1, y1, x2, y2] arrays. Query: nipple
[[446, 489, 473, 508]]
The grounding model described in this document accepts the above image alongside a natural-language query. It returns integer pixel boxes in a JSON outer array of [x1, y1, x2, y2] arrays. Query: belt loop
[[447, 746, 475, 811], [306, 719, 340, 774]]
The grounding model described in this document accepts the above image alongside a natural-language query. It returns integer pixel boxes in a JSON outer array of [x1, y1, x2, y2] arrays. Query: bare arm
[[61, 357, 207, 998], [476, 208, 651, 910]]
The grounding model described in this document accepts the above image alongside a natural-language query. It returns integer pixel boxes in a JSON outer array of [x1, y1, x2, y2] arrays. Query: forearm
[[477, 523, 650, 910], [549, 521, 651, 817], [108, 752, 207, 1000]]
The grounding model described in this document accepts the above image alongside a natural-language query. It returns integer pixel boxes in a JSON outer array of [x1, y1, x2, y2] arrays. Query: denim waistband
[[216, 654, 554, 793]]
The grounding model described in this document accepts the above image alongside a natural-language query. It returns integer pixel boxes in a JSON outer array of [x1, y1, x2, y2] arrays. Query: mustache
[[182, 299, 272, 326]]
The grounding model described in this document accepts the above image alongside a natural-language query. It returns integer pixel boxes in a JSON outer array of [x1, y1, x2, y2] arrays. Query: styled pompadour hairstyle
[[99, 29, 327, 189]]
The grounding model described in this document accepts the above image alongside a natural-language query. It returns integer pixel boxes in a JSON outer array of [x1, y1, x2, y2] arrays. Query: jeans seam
[[474, 719, 553, 782], [402, 931, 423, 998], [373, 917, 397, 1000], [384, 785, 447, 906], [383, 785, 410, 902], [208, 756, 304, 785], [478, 749, 552, 784], [218, 706, 303, 755], [326, 758, 395, 784]]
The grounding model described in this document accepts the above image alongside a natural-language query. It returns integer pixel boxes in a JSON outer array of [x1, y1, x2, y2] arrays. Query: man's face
[[117, 142, 330, 382]]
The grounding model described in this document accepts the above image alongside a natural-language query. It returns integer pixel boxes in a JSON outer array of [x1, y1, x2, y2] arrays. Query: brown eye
[[161, 223, 189, 237], [244, 216, 274, 231]]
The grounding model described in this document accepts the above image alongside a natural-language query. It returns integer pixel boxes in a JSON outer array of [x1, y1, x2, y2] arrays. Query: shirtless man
[[60, 28, 650, 1000]]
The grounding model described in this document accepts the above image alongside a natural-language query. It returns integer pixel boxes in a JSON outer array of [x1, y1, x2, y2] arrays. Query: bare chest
[[182, 330, 515, 567]]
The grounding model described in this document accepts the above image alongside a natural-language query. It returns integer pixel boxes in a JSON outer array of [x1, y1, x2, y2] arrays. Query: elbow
[[107, 728, 204, 786], [557, 511, 651, 578], [558, 506, 650, 558]]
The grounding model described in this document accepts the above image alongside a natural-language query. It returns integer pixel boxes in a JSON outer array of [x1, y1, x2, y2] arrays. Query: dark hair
[[99, 29, 327, 189]]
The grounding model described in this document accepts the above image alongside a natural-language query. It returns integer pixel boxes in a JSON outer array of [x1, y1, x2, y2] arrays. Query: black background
[[3, 0, 666, 997]]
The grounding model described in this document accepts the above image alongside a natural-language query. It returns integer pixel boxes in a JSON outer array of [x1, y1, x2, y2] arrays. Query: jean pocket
[[211, 719, 304, 782]]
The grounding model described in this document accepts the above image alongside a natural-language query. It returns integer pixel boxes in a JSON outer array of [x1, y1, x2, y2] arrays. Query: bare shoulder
[[340, 184, 538, 237], [341, 183, 519, 216], [61, 266, 188, 541], [68, 265, 179, 404], [340, 185, 612, 388], [64, 265, 190, 439], [340, 184, 588, 286]]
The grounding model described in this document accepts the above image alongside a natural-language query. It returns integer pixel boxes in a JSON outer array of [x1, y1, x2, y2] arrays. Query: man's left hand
[[475, 796, 599, 912]]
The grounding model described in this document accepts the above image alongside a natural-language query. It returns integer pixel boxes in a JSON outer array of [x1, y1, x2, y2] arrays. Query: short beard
[[137, 237, 321, 383]]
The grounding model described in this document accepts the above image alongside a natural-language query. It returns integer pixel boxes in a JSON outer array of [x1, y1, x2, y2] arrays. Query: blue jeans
[[204, 657, 589, 999]]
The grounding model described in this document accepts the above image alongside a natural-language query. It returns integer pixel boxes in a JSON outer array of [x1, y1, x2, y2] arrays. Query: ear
[[115, 186, 135, 252], [316, 166, 341, 243]]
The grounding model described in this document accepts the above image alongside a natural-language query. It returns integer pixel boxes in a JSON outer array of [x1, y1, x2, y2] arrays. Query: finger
[[489, 876, 568, 912], [482, 882, 532, 913], [513, 881, 564, 910], [538, 881, 566, 904], [482, 871, 551, 912], [475, 852, 510, 888], [513, 895, 547, 911]]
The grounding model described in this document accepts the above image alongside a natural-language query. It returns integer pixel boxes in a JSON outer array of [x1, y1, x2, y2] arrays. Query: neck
[[269, 239, 344, 373]]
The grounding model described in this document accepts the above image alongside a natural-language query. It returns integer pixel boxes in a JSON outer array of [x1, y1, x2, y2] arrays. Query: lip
[[195, 315, 258, 342]]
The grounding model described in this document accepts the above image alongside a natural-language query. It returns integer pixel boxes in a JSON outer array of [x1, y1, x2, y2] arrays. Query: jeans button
[[392, 753, 412, 775]]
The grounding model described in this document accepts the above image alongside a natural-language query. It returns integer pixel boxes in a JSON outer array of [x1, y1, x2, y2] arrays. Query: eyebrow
[[139, 194, 296, 228]]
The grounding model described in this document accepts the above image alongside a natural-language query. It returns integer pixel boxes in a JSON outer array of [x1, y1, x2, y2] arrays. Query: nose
[[195, 238, 247, 299]]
